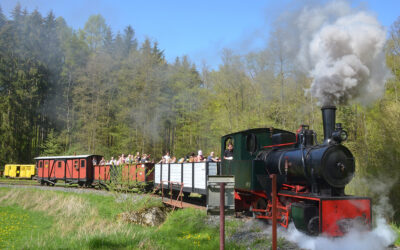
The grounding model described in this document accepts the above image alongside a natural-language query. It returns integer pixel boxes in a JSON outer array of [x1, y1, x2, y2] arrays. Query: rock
[[142, 207, 166, 226], [119, 206, 169, 226]]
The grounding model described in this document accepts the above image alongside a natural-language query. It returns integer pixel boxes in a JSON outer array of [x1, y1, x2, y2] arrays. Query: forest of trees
[[0, 4, 399, 222]]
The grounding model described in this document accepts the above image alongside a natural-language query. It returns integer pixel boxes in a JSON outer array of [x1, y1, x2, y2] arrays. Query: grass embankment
[[0, 187, 249, 249]]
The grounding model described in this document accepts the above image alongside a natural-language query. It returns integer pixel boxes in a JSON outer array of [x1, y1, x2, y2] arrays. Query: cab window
[[246, 133, 257, 154]]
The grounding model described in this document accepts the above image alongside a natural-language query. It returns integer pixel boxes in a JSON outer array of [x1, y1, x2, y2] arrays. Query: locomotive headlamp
[[332, 129, 348, 143], [332, 123, 348, 143], [339, 130, 348, 141]]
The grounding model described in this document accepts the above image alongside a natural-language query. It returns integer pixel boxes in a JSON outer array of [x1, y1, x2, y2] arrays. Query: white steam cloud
[[280, 218, 396, 250], [287, 1, 391, 106]]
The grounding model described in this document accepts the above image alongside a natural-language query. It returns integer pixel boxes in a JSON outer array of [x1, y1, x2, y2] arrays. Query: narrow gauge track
[[0, 180, 207, 209]]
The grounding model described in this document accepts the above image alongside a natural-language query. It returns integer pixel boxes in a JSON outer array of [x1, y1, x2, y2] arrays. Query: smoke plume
[[284, 1, 391, 106]]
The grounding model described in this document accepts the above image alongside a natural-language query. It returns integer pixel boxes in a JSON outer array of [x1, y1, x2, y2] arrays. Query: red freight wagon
[[35, 155, 102, 186], [93, 163, 154, 188], [93, 164, 111, 183]]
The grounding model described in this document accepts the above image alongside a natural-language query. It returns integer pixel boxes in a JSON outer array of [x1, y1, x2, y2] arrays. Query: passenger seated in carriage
[[135, 152, 141, 163], [141, 154, 146, 163], [99, 157, 106, 165], [158, 152, 170, 164], [188, 152, 196, 163], [169, 156, 177, 163], [118, 154, 126, 165], [196, 150, 204, 162], [141, 154, 151, 163], [207, 152, 219, 162], [125, 154, 132, 164]]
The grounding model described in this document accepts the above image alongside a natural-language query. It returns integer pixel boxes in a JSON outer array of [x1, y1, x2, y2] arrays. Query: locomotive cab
[[221, 128, 296, 192], [220, 128, 296, 213]]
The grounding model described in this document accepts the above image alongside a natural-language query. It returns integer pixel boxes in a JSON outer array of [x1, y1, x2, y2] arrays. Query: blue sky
[[2, 0, 400, 69]]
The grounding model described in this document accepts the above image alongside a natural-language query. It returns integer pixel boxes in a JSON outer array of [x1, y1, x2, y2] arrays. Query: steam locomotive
[[221, 106, 371, 236]]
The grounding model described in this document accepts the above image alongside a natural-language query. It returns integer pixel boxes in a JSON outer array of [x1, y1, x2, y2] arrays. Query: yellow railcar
[[4, 164, 36, 179]]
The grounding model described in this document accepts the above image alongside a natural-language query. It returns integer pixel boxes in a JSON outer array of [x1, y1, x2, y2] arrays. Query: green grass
[[0, 177, 37, 185], [0, 187, 157, 249], [153, 208, 219, 249], [2, 185, 398, 249], [225, 217, 245, 236], [0, 205, 53, 249], [0, 187, 249, 249], [153, 208, 247, 249]]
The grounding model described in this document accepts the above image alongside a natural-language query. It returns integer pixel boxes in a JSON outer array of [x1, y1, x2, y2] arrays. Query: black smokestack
[[321, 106, 336, 142]]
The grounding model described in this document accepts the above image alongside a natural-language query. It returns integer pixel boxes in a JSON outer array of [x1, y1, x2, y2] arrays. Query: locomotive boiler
[[259, 106, 354, 195], [221, 106, 371, 236]]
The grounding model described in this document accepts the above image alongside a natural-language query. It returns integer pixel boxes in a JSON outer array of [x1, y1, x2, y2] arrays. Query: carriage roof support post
[[271, 174, 277, 250], [220, 182, 225, 250]]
